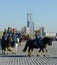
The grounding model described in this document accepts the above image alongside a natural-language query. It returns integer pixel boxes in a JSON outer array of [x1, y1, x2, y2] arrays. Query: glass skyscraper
[[27, 13, 32, 27], [27, 13, 34, 34]]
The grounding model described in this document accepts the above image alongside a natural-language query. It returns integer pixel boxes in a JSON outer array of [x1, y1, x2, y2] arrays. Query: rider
[[7, 27, 13, 36], [35, 29, 42, 46], [17, 31, 22, 39], [2, 29, 8, 41]]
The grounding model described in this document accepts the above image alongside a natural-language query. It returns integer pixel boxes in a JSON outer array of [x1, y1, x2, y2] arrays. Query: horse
[[1, 34, 16, 54], [19, 34, 31, 45], [23, 37, 52, 56]]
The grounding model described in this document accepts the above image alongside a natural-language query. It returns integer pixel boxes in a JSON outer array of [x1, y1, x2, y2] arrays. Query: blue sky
[[0, 0, 57, 32]]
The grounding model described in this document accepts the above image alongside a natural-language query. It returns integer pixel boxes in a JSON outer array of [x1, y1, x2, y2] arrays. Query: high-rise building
[[27, 13, 34, 34], [40, 25, 46, 37], [27, 13, 32, 27], [29, 21, 34, 34], [21, 26, 26, 34]]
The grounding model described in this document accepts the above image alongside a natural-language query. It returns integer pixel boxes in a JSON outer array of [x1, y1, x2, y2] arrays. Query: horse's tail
[[23, 41, 28, 52]]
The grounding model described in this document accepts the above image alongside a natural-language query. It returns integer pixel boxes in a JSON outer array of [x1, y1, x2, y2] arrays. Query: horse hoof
[[44, 55, 46, 57], [23, 50, 26, 52], [37, 54, 40, 57]]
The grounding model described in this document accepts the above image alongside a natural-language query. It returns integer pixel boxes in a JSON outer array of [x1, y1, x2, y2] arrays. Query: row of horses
[[0, 35, 52, 56], [0, 34, 28, 54]]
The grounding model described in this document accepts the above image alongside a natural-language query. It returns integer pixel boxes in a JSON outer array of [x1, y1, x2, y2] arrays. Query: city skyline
[[0, 0, 57, 32]]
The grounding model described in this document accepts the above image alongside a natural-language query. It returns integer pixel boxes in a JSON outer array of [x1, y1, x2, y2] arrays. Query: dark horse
[[23, 37, 52, 56], [1, 34, 13, 54]]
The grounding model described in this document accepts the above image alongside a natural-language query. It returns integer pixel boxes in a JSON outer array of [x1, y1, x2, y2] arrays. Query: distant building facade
[[21, 26, 26, 34], [27, 13, 34, 34], [39, 25, 46, 38], [29, 21, 34, 34], [45, 32, 56, 37], [27, 13, 32, 27]]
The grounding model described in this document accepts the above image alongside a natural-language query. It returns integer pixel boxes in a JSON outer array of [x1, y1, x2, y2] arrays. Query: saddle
[[34, 38, 43, 46]]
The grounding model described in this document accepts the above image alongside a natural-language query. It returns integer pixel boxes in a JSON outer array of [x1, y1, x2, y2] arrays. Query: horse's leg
[[23, 41, 29, 52], [28, 47, 31, 56], [4, 47, 8, 54], [3, 43, 7, 54], [37, 47, 45, 56], [31, 48, 34, 56], [2, 45, 5, 54], [4, 43, 9, 54], [37, 48, 42, 56], [19, 38, 22, 45], [41, 47, 47, 56], [44, 47, 49, 56]]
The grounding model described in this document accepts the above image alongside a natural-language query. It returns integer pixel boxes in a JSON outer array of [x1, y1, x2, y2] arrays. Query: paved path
[[0, 41, 57, 65], [0, 57, 57, 65]]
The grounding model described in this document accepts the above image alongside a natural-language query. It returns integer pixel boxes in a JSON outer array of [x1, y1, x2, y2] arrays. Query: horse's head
[[42, 37, 52, 46], [48, 38, 52, 46]]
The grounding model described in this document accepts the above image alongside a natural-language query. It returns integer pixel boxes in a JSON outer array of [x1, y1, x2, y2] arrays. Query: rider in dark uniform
[[7, 27, 13, 36], [35, 30, 42, 46]]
